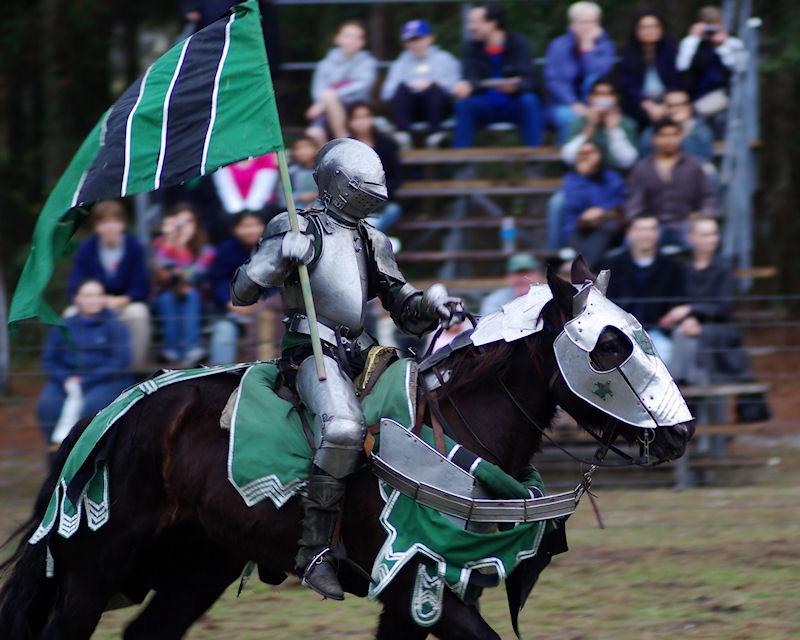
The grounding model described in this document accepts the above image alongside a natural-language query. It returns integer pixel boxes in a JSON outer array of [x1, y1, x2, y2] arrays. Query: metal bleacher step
[[397, 249, 558, 264], [397, 216, 544, 231], [396, 178, 561, 199], [400, 146, 562, 165]]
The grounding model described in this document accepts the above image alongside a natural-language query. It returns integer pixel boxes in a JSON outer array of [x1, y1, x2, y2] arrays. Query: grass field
[[2, 443, 798, 639]]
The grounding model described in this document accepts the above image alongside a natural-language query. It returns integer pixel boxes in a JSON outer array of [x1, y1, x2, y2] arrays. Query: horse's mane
[[437, 330, 549, 399]]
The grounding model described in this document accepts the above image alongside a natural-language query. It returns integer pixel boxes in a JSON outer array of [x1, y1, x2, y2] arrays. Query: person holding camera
[[676, 6, 748, 129], [153, 204, 215, 367], [560, 77, 639, 170]]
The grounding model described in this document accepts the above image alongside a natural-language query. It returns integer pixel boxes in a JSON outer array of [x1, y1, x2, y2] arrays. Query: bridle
[[419, 316, 658, 482]]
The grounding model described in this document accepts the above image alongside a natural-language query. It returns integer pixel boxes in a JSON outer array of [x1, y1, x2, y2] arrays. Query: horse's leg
[[375, 603, 430, 640], [429, 590, 501, 640], [40, 570, 110, 640], [123, 535, 243, 640]]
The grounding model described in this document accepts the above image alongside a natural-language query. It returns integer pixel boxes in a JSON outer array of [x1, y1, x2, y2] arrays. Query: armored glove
[[282, 231, 314, 264], [422, 284, 466, 329]]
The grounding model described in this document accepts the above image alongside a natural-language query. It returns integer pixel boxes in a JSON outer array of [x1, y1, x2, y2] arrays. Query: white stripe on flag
[[121, 67, 152, 197], [200, 13, 236, 176], [71, 110, 111, 207], [154, 36, 193, 190]]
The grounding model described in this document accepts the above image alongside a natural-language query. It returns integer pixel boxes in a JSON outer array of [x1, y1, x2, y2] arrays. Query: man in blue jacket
[[451, 2, 542, 148], [37, 279, 133, 443], [67, 201, 151, 370], [544, 1, 616, 142]]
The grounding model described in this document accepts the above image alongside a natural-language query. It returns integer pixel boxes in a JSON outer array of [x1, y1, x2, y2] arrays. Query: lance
[[276, 150, 327, 381]]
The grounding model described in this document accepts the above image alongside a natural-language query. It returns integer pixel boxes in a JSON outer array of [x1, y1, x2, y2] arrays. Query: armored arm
[[230, 212, 312, 306], [390, 283, 466, 336]]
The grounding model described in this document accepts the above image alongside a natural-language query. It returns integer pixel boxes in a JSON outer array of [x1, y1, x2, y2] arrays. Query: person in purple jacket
[[559, 140, 626, 269], [37, 279, 133, 442], [67, 200, 151, 370], [208, 212, 266, 364], [544, 2, 616, 142]]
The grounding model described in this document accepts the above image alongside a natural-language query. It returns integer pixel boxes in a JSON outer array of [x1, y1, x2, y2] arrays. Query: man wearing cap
[[381, 19, 461, 149], [480, 253, 544, 315]]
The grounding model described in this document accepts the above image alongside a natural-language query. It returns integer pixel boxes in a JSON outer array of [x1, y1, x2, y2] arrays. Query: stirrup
[[301, 547, 344, 601]]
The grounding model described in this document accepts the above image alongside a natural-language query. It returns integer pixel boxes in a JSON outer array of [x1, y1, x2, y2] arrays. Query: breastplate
[[284, 220, 369, 331]]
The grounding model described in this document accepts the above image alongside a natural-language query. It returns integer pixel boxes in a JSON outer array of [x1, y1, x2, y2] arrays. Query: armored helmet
[[313, 138, 388, 221]]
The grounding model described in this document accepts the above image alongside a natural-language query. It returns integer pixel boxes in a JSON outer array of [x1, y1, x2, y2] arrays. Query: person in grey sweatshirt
[[380, 20, 461, 148], [306, 20, 378, 145]]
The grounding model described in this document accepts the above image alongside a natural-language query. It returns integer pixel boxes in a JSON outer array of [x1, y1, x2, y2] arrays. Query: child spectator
[[601, 214, 688, 366], [380, 19, 461, 149], [618, 11, 683, 130], [153, 204, 215, 366], [544, 2, 616, 142], [212, 153, 280, 217], [451, 2, 542, 148], [287, 137, 320, 208], [560, 78, 639, 170], [625, 120, 717, 246], [677, 6, 748, 130], [37, 279, 133, 442], [639, 89, 714, 163], [67, 200, 151, 370], [560, 140, 626, 269], [347, 102, 403, 231], [208, 212, 267, 365], [480, 253, 543, 315], [306, 20, 377, 145]]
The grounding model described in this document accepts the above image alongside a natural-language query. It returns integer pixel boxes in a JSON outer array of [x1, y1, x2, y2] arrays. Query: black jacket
[[461, 31, 537, 94], [602, 250, 686, 329], [618, 40, 684, 126]]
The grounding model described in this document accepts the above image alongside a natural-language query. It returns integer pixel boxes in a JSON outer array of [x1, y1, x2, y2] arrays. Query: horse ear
[[570, 255, 596, 285], [594, 269, 611, 295], [546, 266, 576, 319]]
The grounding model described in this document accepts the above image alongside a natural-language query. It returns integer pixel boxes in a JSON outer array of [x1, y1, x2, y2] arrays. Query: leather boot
[[295, 472, 346, 600]]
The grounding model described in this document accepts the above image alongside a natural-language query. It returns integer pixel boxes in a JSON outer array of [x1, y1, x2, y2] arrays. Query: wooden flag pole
[[276, 149, 326, 381]]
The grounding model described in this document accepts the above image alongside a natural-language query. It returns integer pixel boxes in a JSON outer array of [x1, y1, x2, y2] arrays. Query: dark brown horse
[[0, 262, 693, 639]]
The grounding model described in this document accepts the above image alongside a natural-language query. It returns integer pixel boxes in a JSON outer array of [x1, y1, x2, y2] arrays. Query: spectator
[[153, 204, 216, 366], [480, 253, 544, 315], [677, 6, 748, 129], [618, 11, 683, 129], [286, 136, 321, 209], [67, 200, 151, 370], [451, 2, 542, 148], [560, 78, 639, 170], [380, 19, 461, 149], [625, 119, 717, 246], [37, 279, 133, 442], [306, 20, 377, 145], [639, 89, 714, 163], [559, 140, 626, 269], [670, 215, 759, 420], [602, 214, 688, 366], [208, 212, 267, 365], [212, 153, 280, 218], [347, 102, 403, 232], [544, 2, 616, 142]]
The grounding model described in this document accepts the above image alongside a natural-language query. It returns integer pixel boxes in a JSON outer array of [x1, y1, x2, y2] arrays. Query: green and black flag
[[10, 0, 283, 324]]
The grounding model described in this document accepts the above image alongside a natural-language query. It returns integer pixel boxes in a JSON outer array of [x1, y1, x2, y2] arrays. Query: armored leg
[[294, 355, 365, 600], [295, 354, 366, 479]]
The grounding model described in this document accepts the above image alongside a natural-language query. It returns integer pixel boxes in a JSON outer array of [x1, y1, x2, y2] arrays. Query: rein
[[496, 372, 655, 468]]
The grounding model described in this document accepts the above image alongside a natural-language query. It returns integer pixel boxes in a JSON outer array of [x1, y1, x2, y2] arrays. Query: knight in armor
[[230, 138, 465, 600]]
